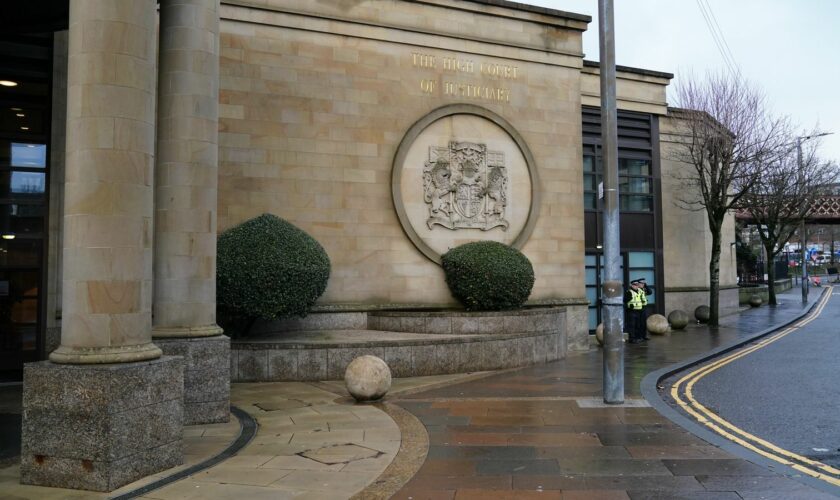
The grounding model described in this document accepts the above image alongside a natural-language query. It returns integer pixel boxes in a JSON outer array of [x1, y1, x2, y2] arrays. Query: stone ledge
[[234, 329, 555, 349], [231, 307, 581, 381], [251, 312, 367, 335], [368, 307, 563, 335], [307, 299, 588, 313], [231, 329, 566, 381]]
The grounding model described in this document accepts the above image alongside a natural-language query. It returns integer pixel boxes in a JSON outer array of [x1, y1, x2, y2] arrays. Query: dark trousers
[[625, 308, 645, 341]]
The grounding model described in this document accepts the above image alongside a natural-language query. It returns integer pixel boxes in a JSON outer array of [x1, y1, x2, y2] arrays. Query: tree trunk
[[766, 245, 777, 305], [709, 228, 722, 326]]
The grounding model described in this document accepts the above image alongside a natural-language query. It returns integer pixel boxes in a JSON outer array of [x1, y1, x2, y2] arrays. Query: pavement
[[389, 288, 838, 499], [1, 287, 838, 499]]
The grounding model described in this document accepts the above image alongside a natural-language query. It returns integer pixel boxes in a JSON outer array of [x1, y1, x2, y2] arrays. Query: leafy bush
[[441, 241, 534, 310], [217, 214, 330, 336]]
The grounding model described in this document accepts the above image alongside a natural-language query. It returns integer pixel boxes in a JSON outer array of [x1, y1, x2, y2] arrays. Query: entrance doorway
[[0, 33, 53, 381], [585, 251, 658, 332]]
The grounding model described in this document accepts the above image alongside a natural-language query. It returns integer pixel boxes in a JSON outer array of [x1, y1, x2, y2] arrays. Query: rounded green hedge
[[441, 241, 534, 310], [217, 214, 330, 333]]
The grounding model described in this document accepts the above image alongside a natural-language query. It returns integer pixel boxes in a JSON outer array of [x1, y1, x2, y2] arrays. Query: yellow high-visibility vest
[[628, 288, 645, 310]]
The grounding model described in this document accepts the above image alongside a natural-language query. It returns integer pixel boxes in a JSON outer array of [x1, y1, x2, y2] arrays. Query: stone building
[[0, 0, 736, 491]]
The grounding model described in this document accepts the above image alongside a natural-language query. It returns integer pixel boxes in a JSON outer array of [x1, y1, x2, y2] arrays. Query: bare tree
[[670, 72, 789, 325], [740, 135, 836, 305]]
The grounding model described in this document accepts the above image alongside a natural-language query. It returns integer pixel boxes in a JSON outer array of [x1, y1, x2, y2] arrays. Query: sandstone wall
[[216, 1, 590, 306], [660, 114, 739, 315]]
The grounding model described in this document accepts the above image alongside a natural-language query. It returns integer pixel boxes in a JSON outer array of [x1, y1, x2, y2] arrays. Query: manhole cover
[[299, 443, 384, 465]]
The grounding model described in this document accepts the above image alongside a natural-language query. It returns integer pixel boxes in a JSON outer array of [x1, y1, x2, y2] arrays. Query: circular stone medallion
[[392, 105, 539, 264]]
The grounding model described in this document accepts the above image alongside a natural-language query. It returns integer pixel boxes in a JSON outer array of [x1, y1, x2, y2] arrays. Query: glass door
[[0, 32, 53, 380], [586, 252, 656, 333], [0, 140, 47, 380]]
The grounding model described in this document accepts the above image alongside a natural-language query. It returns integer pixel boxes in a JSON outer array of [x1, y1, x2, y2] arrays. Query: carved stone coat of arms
[[422, 141, 509, 231]]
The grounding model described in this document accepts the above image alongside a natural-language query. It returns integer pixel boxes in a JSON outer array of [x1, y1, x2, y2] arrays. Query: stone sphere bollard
[[694, 305, 711, 323], [595, 323, 628, 346], [668, 310, 690, 330], [646, 314, 669, 335], [344, 355, 392, 402], [749, 294, 763, 307]]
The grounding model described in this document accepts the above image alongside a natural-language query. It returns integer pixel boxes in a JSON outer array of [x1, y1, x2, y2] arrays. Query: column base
[[48, 342, 162, 364], [152, 324, 224, 338], [153, 335, 230, 425], [20, 356, 184, 492]]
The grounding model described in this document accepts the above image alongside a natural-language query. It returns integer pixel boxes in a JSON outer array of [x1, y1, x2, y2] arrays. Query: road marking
[[670, 287, 840, 487]]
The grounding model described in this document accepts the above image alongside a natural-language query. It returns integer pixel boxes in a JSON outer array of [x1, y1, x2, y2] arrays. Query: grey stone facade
[[20, 356, 184, 492], [154, 335, 230, 425], [251, 312, 368, 335], [565, 305, 590, 352]]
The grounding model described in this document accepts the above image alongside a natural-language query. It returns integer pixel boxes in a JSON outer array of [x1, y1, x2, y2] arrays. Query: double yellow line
[[670, 286, 840, 487]]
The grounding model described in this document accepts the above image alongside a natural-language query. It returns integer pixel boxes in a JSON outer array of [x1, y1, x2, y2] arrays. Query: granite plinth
[[154, 335, 230, 425], [232, 307, 568, 381], [20, 356, 184, 492]]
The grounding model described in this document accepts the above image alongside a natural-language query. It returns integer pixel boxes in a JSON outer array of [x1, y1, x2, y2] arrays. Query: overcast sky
[[525, 0, 840, 162]]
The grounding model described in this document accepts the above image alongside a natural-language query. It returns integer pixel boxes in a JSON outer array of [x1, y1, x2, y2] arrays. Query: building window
[[619, 158, 653, 211], [585, 254, 599, 330], [627, 251, 656, 305], [582, 153, 653, 212], [583, 154, 599, 210]]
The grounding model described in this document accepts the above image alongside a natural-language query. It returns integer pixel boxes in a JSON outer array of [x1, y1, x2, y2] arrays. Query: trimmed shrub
[[441, 241, 534, 310], [217, 214, 330, 336]]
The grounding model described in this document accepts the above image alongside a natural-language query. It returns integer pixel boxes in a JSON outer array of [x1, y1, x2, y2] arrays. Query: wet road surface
[[666, 286, 840, 492]]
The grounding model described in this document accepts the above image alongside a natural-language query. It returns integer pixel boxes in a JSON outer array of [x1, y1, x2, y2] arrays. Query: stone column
[[21, 0, 183, 491], [48, 0, 161, 364], [153, 0, 229, 425]]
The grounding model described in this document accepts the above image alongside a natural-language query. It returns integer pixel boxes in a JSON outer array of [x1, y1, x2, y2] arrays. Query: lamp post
[[598, 0, 623, 404], [797, 132, 833, 302]]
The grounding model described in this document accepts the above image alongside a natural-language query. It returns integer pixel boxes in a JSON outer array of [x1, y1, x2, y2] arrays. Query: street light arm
[[800, 132, 834, 142]]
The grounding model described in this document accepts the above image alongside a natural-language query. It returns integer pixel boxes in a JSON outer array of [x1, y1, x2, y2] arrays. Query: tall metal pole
[[798, 137, 808, 303], [598, 0, 624, 404]]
